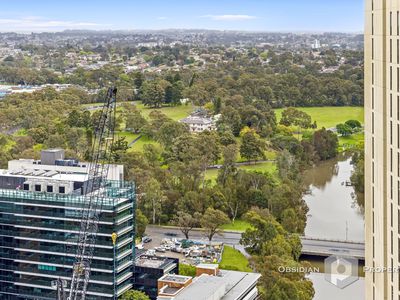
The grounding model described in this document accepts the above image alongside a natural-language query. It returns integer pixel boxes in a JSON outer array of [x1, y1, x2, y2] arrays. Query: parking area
[[139, 230, 224, 265]]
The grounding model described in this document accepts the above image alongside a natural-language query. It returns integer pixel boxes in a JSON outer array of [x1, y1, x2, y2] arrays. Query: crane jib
[[55, 87, 117, 300]]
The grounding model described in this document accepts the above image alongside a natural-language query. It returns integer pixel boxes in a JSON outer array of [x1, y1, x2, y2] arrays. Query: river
[[302, 154, 365, 300]]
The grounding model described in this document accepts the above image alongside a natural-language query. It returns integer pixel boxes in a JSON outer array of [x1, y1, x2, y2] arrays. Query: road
[[301, 237, 365, 260], [145, 225, 247, 256], [145, 226, 365, 259]]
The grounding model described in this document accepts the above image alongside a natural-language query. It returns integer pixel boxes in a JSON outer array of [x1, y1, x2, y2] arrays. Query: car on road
[[142, 236, 152, 243], [164, 232, 178, 237]]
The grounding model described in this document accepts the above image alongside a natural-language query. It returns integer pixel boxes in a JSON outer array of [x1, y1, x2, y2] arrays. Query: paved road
[[301, 237, 365, 260], [146, 226, 365, 259], [145, 225, 247, 256]]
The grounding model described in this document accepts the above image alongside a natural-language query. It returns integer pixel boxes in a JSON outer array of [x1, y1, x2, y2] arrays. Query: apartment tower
[[365, 0, 400, 299], [0, 150, 136, 299]]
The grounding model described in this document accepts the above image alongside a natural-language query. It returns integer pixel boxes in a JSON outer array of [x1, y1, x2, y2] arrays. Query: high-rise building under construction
[[0, 149, 135, 299]]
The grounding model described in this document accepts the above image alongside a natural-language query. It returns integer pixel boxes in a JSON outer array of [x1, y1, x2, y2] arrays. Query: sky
[[0, 0, 364, 33]]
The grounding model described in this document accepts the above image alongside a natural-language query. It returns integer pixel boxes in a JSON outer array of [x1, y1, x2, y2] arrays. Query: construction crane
[[56, 87, 117, 300]]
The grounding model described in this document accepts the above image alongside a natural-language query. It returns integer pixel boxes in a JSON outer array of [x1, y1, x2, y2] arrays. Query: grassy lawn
[[239, 161, 277, 173], [275, 106, 364, 129], [114, 131, 138, 144], [219, 245, 252, 272], [220, 220, 252, 232], [128, 135, 161, 152], [338, 132, 364, 151], [205, 162, 276, 184], [133, 101, 194, 121]]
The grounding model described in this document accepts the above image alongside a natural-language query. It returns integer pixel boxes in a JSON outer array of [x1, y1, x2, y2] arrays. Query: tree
[[142, 178, 164, 224], [157, 121, 188, 148], [140, 80, 166, 108], [279, 107, 312, 129], [28, 127, 48, 144], [111, 137, 129, 162], [136, 209, 149, 238], [67, 109, 82, 127], [240, 208, 314, 300], [312, 128, 338, 160], [240, 132, 265, 162], [200, 207, 229, 242], [345, 119, 362, 129], [336, 123, 352, 136], [217, 144, 238, 185], [120, 290, 150, 300], [173, 211, 201, 239], [125, 110, 147, 133]]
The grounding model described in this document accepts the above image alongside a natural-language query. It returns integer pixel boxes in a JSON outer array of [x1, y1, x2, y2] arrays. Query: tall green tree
[[200, 207, 229, 242], [240, 132, 265, 162], [140, 80, 165, 108]]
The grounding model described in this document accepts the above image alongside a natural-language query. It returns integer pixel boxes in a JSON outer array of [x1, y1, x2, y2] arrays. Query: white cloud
[[201, 14, 257, 21], [157, 17, 167, 20], [0, 17, 107, 32]]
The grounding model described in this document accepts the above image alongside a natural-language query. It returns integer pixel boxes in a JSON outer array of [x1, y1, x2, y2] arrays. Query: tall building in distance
[[365, 0, 400, 299], [0, 149, 135, 299]]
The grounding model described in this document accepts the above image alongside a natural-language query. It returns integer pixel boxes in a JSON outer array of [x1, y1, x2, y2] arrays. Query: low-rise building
[[134, 254, 179, 299], [157, 264, 261, 300], [180, 115, 215, 133]]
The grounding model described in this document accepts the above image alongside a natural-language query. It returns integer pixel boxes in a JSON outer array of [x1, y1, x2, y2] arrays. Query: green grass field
[[128, 135, 161, 152], [339, 132, 364, 151], [133, 101, 194, 121], [205, 162, 276, 183], [220, 220, 253, 232], [219, 245, 252, 272], [275, 106, 364, 129], [114, 131, 138, 144]]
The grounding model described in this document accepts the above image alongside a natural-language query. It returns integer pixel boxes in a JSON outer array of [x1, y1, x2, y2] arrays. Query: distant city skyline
[[0, 0, 363, 33]]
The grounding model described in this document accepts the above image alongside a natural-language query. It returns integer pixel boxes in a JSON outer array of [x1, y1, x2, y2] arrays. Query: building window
[[398, 209, 400, 233], [391, 175, 394, 199], [391, 66, 393, 90], [59, 186, 65, 194], [398, 152, 400, 175], [373, 137, 375, 158], [391, 203, 394, 226], [391, 94, 393, 117], [398, 68, 399, 92], [47, 185, 53, 193], [398, 182, 400, 205], [372, 13, 374, 35], [372, 112, 375, 134], [35, 184, 41, 192], [38, 265, 56, 271], [372, 87, 375, 109], [397, 11, 399, 35], [398, 96, 399, 120], [391, 149, 393, 172], [373, 186, 375, 209], [23, 184, 29, 191], [391, 12, 393, 36], [391, 231, 394, 255], [372, 38, 374, 60], [372, 63, 375, 84], [397, 40, 399, 64], [390, 121, 393, 145], [398, 125, 399, 148], [372, 161, 375, 184], [391, 39, 393, 62]]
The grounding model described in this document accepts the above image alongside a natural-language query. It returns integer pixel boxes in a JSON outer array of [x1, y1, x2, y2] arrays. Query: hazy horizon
[[0, 0, 363, 33]]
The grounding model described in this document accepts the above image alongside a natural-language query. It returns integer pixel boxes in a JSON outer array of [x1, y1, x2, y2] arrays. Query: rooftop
[[136, 255, 177, 270], [157, 269, 261, 300], [180, 115, 213, 125], [160, 274, 192, 284]]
